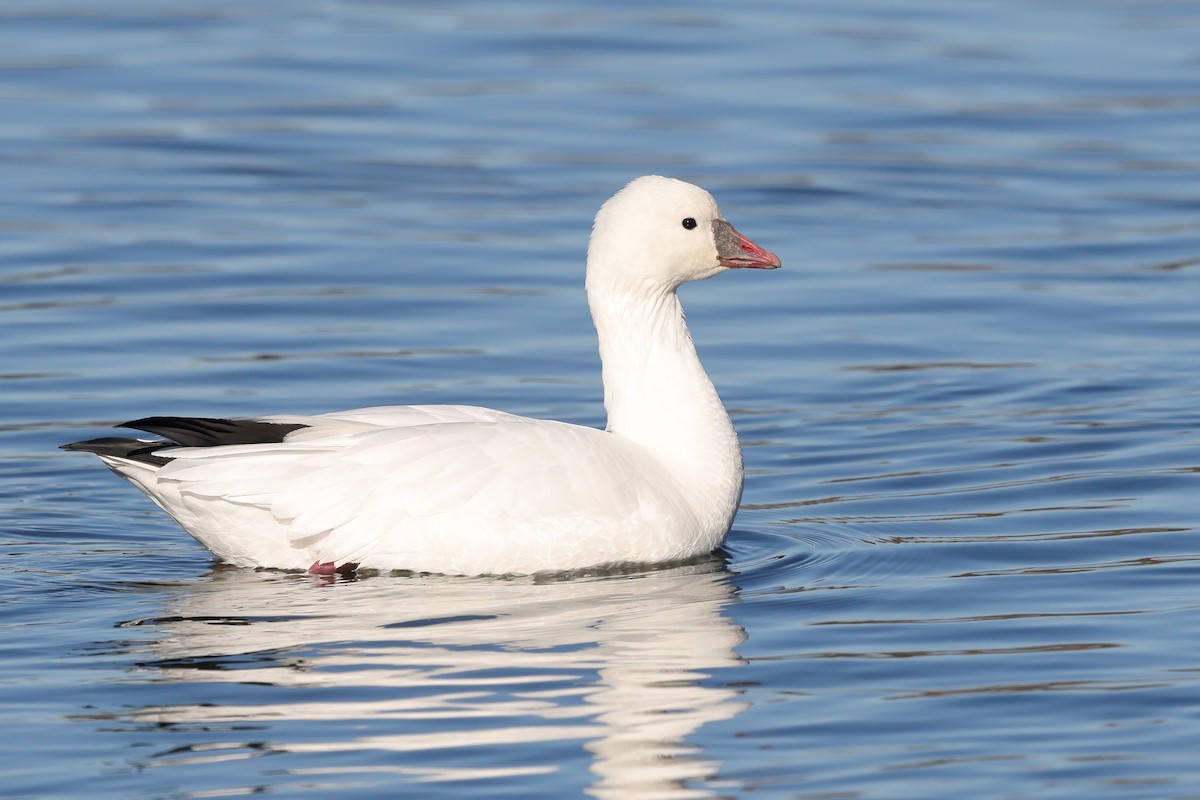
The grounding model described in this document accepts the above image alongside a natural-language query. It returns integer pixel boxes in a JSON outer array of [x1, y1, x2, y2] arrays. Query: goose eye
[[681, 217, 697, 230]]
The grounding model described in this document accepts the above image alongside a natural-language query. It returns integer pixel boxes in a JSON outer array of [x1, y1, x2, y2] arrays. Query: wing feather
[[153, 413, 693, 573]]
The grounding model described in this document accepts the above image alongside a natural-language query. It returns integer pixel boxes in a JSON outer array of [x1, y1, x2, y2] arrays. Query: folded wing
[[155, 409, 693, 573]]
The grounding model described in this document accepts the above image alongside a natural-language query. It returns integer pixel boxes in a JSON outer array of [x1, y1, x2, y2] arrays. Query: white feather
[[79, 176, 780, 575]]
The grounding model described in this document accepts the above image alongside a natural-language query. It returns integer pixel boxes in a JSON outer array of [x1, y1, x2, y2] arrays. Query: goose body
[[64, 176, 780, 575]]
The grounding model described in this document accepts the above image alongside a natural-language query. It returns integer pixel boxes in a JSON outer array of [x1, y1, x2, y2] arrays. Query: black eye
[[681, 217, 697, 230]]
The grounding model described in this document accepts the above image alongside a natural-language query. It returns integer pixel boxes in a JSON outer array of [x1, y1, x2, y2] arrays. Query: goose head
[[586, 175, 780, 296]]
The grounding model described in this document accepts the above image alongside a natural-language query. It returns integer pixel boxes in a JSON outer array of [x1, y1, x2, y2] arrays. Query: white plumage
[[64, 176, 780, 575]]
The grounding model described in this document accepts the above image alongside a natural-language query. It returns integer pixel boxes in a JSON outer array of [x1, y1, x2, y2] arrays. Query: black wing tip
[[120, 416, 307, 447], [62, 415, 309, 466], [60, 436, 138, 454], [122, 415, 219, 430], [60, 438, 99, 452], [60, 436, 173, 467]]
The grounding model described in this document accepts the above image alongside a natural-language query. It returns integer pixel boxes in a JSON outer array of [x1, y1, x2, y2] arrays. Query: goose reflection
[[121, 560, 747, 798]]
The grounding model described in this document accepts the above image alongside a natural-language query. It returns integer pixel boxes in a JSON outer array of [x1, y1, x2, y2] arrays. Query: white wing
[[156, 411, 696, 574]]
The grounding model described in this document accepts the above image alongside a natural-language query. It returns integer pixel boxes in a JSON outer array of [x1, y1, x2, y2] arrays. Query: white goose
[[64, 176, 780, 576]]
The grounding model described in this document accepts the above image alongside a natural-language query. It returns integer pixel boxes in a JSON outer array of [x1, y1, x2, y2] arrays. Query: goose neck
[[586, 280, 744, 516]]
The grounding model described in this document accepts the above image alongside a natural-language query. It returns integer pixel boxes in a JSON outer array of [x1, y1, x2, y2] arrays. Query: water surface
[[2, 1, 1199, 798]]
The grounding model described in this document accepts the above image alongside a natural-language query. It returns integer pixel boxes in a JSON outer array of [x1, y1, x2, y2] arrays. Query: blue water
[[3, 1, 1199, 797]]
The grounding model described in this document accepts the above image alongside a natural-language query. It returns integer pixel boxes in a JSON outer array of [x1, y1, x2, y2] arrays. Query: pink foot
[[308, 561, 359, 576]]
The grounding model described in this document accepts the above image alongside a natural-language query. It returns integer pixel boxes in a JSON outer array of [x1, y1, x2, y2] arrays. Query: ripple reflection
[[108, 563, 747, 798]]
